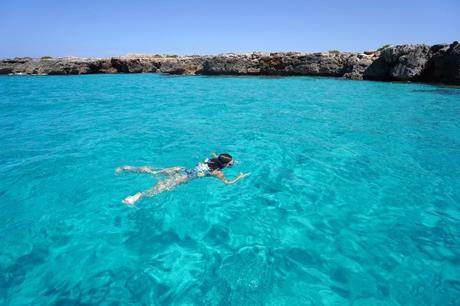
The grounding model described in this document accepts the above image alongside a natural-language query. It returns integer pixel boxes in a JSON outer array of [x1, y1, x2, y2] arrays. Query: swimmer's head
[[218, 153, 234, 168], [207, 153, 234, 170]]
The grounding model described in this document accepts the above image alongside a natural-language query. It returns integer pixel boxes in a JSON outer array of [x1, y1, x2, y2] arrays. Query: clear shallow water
[[0, 74, 459, 305]]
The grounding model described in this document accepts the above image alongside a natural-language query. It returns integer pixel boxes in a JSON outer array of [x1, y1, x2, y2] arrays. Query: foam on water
[[0, 74, 459, 305]]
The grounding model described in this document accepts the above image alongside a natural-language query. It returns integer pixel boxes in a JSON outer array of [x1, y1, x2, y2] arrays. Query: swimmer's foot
[[115, 166, 134, 174], [123, 192, 142, 205]]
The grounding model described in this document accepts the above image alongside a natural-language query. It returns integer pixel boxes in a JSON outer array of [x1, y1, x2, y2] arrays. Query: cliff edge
[[1, 42, 459, 85]]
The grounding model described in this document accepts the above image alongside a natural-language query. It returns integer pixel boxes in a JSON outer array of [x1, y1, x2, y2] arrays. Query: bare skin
[[115, 166, 183, 176], [211, 170, 251, 185], [117, 155, 250, 205], [122, 173, 190, 205]]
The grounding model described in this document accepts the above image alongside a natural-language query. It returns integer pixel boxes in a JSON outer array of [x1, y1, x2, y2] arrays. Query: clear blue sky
[[0, 0, 458, 58]]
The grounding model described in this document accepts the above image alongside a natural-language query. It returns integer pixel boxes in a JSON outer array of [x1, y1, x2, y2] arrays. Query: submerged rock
[[1, 42, 459, 85]]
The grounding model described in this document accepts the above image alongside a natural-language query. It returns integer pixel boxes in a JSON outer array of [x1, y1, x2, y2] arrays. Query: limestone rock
[[421, 42, 460, 84], [158, 57, 203, 75], [1, 42, 458, 84], [364, 44, 431, 81], [202, 54, 256, 75]]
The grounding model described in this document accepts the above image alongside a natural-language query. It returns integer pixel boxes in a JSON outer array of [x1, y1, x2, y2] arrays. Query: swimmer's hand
[[227, 172, 250, 184], [238, 172, 251, 179], [214, 171, 250, 184]]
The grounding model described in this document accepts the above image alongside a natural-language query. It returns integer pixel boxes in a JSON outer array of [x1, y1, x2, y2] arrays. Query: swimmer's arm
[[212, 171, 250, 185]]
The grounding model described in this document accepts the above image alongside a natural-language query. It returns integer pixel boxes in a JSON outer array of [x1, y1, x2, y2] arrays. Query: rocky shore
[[1, 42, 459, 85]]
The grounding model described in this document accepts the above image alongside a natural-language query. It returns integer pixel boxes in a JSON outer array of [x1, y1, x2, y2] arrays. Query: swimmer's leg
[[122, 174, 189, 205], [115, 165, 157, 174], [153, 167, 184, 175], [116, 166, 184, 176]]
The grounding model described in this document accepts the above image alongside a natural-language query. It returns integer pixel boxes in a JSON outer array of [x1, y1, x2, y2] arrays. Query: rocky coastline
[[1, 42, 459, 85]]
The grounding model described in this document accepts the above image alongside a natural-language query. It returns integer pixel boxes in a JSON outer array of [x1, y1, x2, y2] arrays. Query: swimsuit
[[181, 160, 213, 179]]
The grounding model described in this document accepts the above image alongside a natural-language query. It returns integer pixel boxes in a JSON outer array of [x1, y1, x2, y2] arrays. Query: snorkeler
[[116, 153, 250, 205]]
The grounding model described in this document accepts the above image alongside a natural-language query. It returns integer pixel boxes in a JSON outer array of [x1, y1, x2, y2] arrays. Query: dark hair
[[207, 153, 233, 170]]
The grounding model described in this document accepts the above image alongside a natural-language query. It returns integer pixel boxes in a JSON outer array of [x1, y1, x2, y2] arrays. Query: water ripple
[[0, 75, 459, 305]]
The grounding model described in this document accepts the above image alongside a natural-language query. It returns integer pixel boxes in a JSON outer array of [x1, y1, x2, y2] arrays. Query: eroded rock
[[1, 42, 459, 85]]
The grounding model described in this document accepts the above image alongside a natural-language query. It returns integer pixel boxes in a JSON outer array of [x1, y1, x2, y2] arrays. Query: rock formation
[[1, 42, 459, 85]]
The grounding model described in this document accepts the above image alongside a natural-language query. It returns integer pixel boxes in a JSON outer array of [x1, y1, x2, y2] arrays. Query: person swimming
[[116, 153, 251, 205]]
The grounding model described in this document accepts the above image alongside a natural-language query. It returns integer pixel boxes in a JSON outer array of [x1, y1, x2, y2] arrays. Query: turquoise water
[[0, 74, 459, 305]]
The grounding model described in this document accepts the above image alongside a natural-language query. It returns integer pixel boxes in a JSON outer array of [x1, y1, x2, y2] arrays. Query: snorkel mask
[[226, 159, 239, 168]]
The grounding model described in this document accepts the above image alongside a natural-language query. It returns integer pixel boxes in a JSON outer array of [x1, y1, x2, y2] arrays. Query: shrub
[[41, 56, 52, 60], [328, 50, 340, 54]]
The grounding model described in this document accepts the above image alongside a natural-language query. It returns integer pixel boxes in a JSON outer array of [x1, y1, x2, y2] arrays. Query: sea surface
[[0, 74, 459, 305]]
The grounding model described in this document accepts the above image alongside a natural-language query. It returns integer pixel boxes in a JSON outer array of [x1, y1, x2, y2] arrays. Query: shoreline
[[3, 72, 460, 89], [1, 42, 459, 85]]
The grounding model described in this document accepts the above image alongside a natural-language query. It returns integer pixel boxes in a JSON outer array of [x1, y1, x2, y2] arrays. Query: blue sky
[[0, 0, 458, 58]]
